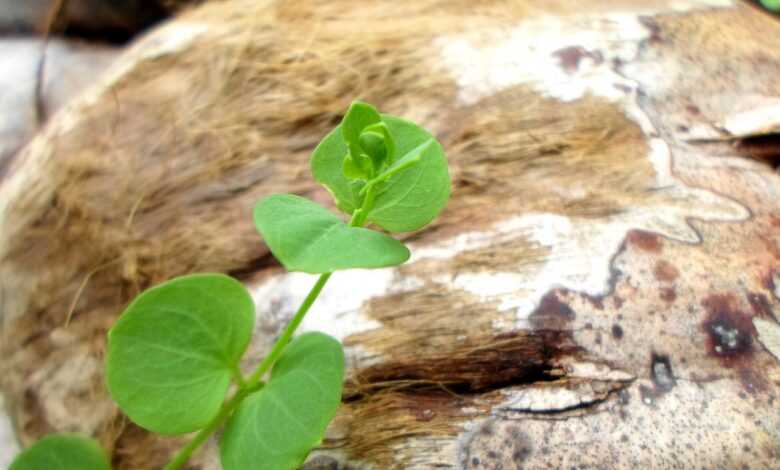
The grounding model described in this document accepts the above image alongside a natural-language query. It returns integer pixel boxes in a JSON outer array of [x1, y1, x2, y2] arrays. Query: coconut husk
[[1, 0, 780, 468]]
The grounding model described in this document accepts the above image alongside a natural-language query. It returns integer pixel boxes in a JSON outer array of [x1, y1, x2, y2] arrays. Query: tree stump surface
[[1, 1, 779, 468]]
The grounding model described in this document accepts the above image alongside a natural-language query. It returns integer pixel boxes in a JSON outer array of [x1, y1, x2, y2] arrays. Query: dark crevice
[[227, 251, 281, 280], [344, 363, 562, 403], [735, 133, 780, 169], [58, 24, 154, 45], [55, 0, 172, 45], [499, 387, 627, 417], [344, 331, 578, 403], [1, 1, 175, 45]]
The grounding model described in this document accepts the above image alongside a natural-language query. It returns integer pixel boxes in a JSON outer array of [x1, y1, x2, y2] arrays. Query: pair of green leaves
[[255, 101, 450, 274], [106, 274, 344, 470]]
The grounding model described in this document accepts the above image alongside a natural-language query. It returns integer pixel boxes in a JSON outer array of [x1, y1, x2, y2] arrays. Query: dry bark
[[1, 1, 779, 468]]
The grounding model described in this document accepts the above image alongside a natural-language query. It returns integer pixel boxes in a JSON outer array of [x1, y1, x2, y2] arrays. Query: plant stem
[[165, 190, 375, 469], [350, 184, 376, 227], [163, 273, 333, 469], [244, 272, 332, 386], [163, 387, 250, 470]]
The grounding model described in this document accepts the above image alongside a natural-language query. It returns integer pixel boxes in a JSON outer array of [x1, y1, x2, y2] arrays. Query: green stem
[[163, 273, 332, 470], [165, 190, 375, 469], [350, 184, 376, 227], [244, 272, 332, 386], [163, 387, 250, 470]]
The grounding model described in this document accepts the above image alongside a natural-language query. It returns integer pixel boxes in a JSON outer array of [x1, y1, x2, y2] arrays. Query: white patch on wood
[[561, 360, 635, 382], [432, 4, 747, 329], [0, 393, 20, 469], [410, 181, 745, 329], [438, 2, 733, 108], [721, 99, 780, 137], [755, 317, 780, 363], [499, 383, 606, 412], [438, 14, 644, 105], [775, 273, 780, 300], [250, 269, 406, 343], [669, 0, 733, 9]]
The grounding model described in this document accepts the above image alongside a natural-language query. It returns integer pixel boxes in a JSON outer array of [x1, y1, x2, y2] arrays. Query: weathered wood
[[1, 1, 779, 468]]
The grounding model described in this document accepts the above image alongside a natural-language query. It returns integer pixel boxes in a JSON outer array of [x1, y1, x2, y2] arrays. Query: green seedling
[[9, 101, 450, 470]]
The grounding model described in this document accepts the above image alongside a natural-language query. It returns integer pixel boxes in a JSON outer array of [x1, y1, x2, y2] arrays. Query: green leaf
[[106, 273, 255, 435], [363, 138, 430, 194], [342, 151, 371, 180], [220, 332, 345, 470], [359, 121, 396, 171], [10, 434, 111, 470], [761, 0, 780, 12], [341, 101, 381, 152], [253, 194, 410, 273], [312, 114, 450, 232]]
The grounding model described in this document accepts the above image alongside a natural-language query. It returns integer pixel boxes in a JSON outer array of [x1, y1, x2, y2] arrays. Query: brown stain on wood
[[530, 290, 576, 330], [747, 292, 774, 318], [700, 293, 772, 395], [654, 260, 679, 282], [553, 46, 603, 73], [660, 287, 677, 303], [627, 230, 663, 253], [701, 293, 756, 367]]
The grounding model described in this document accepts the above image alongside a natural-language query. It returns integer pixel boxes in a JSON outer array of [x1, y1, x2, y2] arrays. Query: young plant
[[8, 101, 450, 470]]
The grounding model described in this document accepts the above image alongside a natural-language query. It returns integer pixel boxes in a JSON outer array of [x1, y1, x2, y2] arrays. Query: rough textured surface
[[1, 0, 780, 468]]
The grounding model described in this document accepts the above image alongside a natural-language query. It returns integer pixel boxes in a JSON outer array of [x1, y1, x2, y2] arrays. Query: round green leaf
[[253, 193, 410, 273], [220, 332, 345, 470], [106, 273, 255, 435], [10, 434, 110, 470], [312, 114, 451, 233]]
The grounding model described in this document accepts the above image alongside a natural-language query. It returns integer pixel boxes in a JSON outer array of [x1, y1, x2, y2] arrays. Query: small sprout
[[313, 106, 450, 232], [359, 121, 396, 171], [16, 101, 450, 470], [341, 101, 382, 179]]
